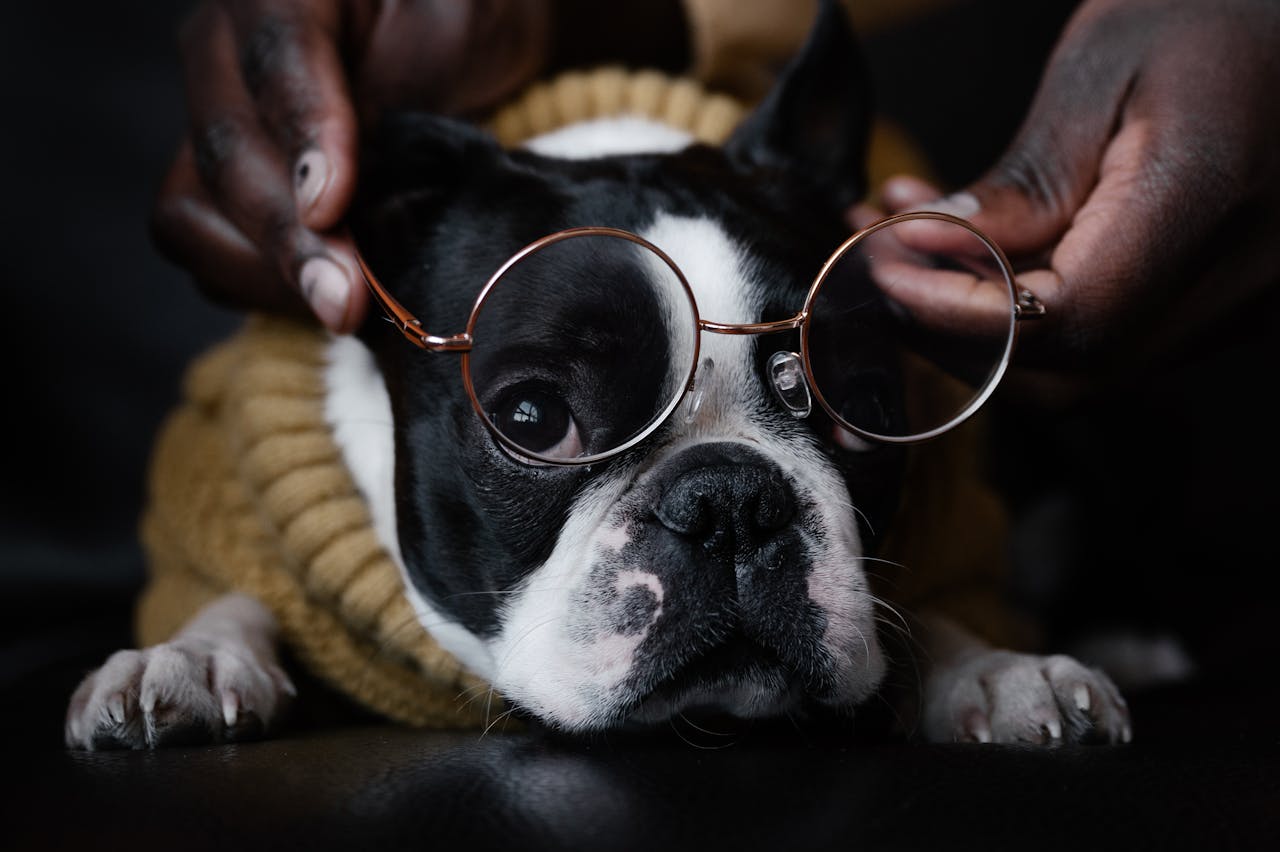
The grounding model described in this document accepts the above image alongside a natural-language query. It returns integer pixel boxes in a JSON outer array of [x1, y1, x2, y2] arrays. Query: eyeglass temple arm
[[352, 248, 472, 352]]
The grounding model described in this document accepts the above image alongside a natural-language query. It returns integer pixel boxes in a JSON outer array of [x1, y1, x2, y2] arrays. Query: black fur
[[348, 1, 905, 656]]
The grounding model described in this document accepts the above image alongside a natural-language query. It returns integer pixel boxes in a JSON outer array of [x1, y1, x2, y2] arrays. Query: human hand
[[866, 0, 1280, 392], [151, 0, 551, 333]]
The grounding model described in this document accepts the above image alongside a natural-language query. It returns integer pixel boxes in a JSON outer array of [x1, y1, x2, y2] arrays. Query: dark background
[[3, 0, 1277, 752], [3, 1, 236, 698]]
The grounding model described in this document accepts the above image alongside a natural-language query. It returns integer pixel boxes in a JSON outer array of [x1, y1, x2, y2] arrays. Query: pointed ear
[[724, 0, 872, 209], [351, 112, 510, 255], [358, 112, 507, 199]]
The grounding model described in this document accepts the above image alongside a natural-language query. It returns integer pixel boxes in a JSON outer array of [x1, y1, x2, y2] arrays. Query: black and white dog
[[66, 3, 1129, 748]]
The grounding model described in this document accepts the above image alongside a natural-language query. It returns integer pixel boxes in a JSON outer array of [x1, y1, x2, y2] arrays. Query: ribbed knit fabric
[[486, 67, 746, 148], [138, 318, 493, 727], [138, 69, 764, 728], [137, 66, 1019, 730]]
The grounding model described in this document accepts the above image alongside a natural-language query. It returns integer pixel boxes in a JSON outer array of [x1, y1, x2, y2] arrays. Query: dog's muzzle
[[609, 442, 839, 716]]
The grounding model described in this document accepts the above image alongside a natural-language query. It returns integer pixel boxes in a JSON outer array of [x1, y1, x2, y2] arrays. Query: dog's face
[[344, 4, 907, 730]]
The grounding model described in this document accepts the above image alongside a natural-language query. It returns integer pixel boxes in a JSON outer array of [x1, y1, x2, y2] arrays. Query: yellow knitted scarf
[[138, 68, 1016, 730]]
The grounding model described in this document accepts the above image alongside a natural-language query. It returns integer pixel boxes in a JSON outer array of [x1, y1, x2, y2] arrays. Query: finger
[[947, 11, 1137, 257], [853, 212, 1025, 343], [151, 140, 307, 317], [907, 114, 1228, 368], [869, 262, 1017, 341], [180, 4, 360, 331], [1022, 119, 1201, 362], [316, 229, 369, 332], [880, 175, 943, 213], [844, 202, 885, 231], [226, 0, 358, 230]]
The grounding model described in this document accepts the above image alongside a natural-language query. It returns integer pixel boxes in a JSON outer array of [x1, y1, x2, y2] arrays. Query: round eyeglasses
[[356, 212, 1045, 466]]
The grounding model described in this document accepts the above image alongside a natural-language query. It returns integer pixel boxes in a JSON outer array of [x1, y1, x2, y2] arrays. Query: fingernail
[[295, 149, 329, 213], [915, 191, 980, 219], [299, 257, 351, 330], [882, 177, 932, 208]]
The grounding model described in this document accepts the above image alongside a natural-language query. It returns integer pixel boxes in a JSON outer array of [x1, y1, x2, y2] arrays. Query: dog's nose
[[654, 443, 795, 556]]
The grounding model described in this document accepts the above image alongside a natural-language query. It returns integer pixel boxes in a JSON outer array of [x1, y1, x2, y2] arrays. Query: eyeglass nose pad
[[682, 358, 715, 424], [767, 351, 812, 419]]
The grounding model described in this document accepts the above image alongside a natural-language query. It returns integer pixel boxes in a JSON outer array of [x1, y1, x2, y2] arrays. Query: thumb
[[861, 12, 1138, 346], [944, 23, 1136, 258]]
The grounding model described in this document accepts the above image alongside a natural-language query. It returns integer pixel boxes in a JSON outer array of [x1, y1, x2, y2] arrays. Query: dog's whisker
[[855, 555, 908, 571], [668, 716, 739, 751], [868, 683, 915, 739], [454, 681, 494, 707], [676, 711, 736, 738], [366, 610, 442, 667], [440, 586, 573, 601], [482, 685, 499, 734], [867, 594, 912, 636], [850, 624, 871, 664], [849, 503, 875, 538], [480, 706, 520, 739], [492, 613, 568, 678]]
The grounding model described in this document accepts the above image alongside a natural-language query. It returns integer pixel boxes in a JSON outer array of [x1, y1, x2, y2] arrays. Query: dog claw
[[222, 690, 240, 728], [923, 650, 1129, 746], [66, 639, 289, 750], [106, 692, 126, 724]]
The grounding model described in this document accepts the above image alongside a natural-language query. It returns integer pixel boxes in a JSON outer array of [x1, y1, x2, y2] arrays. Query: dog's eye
[[490, 387, 583, 462]]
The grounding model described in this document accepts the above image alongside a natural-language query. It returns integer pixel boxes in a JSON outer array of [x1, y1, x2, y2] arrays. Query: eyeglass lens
[[805, 216, 1016, 441], [466, 217, 1016, 461], [466, 233, 698, 464]]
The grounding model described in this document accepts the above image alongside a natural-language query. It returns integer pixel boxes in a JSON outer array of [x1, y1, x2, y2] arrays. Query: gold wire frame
[[354, 212, 1042, 464]]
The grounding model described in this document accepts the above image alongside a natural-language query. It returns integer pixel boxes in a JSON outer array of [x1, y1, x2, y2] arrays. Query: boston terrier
[[66, 2, 1130, 748]]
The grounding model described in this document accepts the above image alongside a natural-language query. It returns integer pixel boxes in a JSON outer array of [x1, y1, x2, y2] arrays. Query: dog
[[66, 1, 1129, 748]]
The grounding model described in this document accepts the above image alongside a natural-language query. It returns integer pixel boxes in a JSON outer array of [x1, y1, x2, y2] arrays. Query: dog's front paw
[[65, 639, 293, 750], [921, 651, 1131, 745]]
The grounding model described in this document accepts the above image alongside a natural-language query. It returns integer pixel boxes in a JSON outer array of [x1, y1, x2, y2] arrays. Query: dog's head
[[345, 2, 907, 730]]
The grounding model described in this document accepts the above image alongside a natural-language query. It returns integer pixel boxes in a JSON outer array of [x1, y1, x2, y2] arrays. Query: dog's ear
[[351, 112, 511, 254], [358, 112, 508, 199], [723, 0, 872, 209]]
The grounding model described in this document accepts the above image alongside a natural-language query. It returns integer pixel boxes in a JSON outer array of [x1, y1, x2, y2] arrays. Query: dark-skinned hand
[[860, 0, 1280, 404], [151, 0, 553, 333]]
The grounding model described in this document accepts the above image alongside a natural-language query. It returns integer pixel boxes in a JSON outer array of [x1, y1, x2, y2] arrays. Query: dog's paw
[[65, 638, 294, 750], [921, 651, 1131, 745]]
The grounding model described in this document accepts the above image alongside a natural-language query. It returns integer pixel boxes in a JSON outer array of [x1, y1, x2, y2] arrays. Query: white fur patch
[[322, 335, 496, 681], [522, 116, 694, 159]]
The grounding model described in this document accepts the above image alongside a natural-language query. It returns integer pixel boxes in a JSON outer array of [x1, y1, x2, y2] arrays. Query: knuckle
[[238, 13, 297, 98], [272, 215, 317, 268], [191, 118, 242, 184], [991, 143, 1071, 215]]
